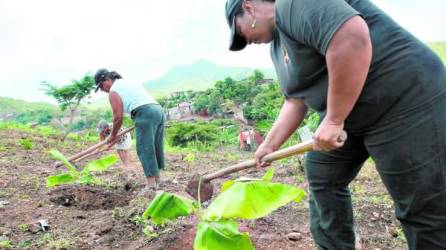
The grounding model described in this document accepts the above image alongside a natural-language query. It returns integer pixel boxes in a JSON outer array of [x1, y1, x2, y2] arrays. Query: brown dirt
[[0, 127, 407, 249]]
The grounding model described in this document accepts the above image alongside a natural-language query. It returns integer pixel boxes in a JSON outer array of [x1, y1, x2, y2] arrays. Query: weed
[[351, 185, 366, 195], [37, 233, 53, 247], [294, 172, 305, 184], [17, 240, 32, 249], [395, 226, 407, 242], [112, 207, 126, 220], [18, 223, 29, 232], [47, 238, 71, 250], [32, 176, 41, 192], [20, 138, 33, 150], [142, 226, 159, 239], [370, 194, 393, 206], [184, 153, 196, 163], [0, 188, 15, 198], [0, 240, 13, 249], [131, 215, 148, 226], [0, 145, 7, 152]]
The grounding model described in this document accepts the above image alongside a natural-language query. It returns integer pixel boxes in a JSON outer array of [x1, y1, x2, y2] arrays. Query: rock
[[38, 219, 50, 232], [0, 227, 12, 236], [0, 200, 9, 208], [28, 224, 41, 234], [287, 232, 303, 241], [373, 212, 379, 218], [95, 235, 114, 245], [95, 222, 113, 236]]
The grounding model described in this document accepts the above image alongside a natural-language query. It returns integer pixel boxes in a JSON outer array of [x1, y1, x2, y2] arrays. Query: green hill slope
[[0, 97, 57, 115], [143, 60, 276, 94], [429, 41, 446, 64]]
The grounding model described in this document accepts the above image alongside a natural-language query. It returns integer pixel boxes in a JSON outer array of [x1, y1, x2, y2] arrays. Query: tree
[[41, 74, 95, 139], [248, 70, 264, 84], [244, 83, 283, 121]]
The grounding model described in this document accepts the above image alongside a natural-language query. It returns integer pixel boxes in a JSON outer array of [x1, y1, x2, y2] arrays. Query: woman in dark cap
[[224, 0, 446, 249], [95, 69, 165, 193]]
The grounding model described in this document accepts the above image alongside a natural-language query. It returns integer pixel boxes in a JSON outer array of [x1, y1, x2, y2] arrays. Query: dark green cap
[[94, 68, 109, 92], [225, 0, 247, 51]]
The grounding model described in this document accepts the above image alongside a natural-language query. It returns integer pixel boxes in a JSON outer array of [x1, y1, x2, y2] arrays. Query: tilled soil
[[0, 128, 407, 249]]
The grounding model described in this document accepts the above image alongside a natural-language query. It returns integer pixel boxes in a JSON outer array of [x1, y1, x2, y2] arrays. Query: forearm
[[110, 116, 122, 139], [325, 16, 372, 124], [263, 98, 307, 150], [108, 91, 124, 139]]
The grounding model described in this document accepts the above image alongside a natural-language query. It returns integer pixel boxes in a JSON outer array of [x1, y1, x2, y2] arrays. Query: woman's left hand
[[313, 118, 346, 151]]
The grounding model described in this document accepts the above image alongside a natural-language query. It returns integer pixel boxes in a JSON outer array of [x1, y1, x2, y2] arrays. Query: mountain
[[143, 60, 276, 94], [429, 41, 446, 64]]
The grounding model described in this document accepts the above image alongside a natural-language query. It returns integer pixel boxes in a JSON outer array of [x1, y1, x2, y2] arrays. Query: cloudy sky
[[0, 0, 445, 102]]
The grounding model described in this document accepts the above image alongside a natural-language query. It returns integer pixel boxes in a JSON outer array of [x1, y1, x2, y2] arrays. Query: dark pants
[[306, 94, 446, 250], [131, 104, 165, 177]]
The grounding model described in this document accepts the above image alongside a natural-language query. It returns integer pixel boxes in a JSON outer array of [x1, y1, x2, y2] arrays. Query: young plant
[[20, 138, 33, 150], [143, 168, 306, 250], [46, 150, 117, 187]]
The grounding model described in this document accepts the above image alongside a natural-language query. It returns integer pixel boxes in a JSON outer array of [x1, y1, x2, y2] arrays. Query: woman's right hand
[[254, 143, 276, 168]]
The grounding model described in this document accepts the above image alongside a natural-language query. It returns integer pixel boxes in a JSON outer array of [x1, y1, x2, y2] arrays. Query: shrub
[[166, 122, 218, 147]]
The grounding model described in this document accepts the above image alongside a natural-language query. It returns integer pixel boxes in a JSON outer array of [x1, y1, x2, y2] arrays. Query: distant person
[[224, 0, 446, 249], [94, 69, 165, 194], [96, 120, 132, 168]]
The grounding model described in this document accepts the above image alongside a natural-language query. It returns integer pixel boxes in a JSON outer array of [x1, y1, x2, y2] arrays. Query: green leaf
[[194, 220, 254, 250], [142, 191, 198, 225], [220, 180, 235, 193], [203, 181, 306, 221], [82, 154, 118, 174], [293, 189, 306, 203], [262, 168, 275, 181], [78, 173, 95, 184], [48, 150, 78, 175], [46, 173, 77, 187]]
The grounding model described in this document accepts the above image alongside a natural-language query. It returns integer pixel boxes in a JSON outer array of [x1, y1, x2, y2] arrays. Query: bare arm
[[255, 98, 307, 167], [108, 91, 124, 142], [314, 16, 372, 151]]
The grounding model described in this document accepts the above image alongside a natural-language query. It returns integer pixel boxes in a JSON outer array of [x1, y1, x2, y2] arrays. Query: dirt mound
[[48, 185, 133, 210]]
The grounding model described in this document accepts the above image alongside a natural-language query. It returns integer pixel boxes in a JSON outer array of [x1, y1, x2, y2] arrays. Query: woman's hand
[[254, 143, 276, 168], [313, 117, 346, 151], [106, 136, 118, 149]]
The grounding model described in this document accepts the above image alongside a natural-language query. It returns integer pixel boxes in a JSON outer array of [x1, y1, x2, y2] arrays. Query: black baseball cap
[[94, 68, 109, 92], [225, 0, 247, 51]]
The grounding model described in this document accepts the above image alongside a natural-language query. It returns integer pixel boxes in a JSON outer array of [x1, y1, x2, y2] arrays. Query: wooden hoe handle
[[203, 140, 313, 182], [54, 126, 134, 167], [202, 130, 347, 182]]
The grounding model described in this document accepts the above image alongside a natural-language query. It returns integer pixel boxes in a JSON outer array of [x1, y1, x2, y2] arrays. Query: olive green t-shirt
[[271, 0, 446, 133]]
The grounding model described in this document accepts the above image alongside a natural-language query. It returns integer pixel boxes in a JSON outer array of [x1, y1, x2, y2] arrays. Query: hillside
[[143, 60, 276, 94], [0, 97, 57, 115], [429, 41, 446, 64]]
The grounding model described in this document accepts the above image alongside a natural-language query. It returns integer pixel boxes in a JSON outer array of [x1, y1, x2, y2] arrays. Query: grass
[[17, 224, 29, 232], [0, 240, 13, 249]]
